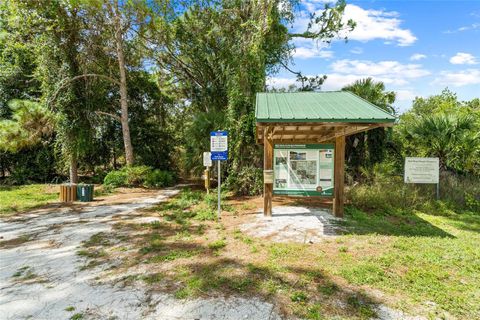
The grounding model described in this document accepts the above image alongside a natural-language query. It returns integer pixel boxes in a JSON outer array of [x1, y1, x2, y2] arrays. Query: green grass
[[69, 313, 84, 320], [0, 184, 58, 215], [208, 239, 226, 251], [330, 207, 480, 317]]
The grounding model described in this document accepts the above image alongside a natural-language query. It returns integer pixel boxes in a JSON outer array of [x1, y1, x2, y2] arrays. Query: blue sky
[[268, 0, 480, 112]]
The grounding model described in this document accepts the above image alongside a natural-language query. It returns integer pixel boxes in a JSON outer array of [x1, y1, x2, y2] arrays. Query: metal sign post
[[210, 131, 228, 220], [217, 160, 221, 218]]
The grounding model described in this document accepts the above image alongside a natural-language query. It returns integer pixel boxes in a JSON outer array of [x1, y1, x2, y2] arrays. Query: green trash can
[[77, 184, 94, 202]]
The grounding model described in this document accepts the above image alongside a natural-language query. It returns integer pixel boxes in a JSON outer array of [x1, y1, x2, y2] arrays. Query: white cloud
[[410, 53, 427, 61], [395, 89, 417, 101], [449, 52, 478, 65], [291, 4, 416, 46], [350, 47, 363, 55], [268, 59, 430, 91], [266, 77, 297, 89], [433, 69, 480, 87], [330, 59, 430, 86], [293, 47, 334, 59], [340, 4, 417, 46], [444, 23, 480, 34]]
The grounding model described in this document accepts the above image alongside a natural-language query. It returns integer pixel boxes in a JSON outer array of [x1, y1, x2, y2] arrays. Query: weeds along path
[[0, 189, 280, 320]]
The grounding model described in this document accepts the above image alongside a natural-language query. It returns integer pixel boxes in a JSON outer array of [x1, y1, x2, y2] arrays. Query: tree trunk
[[70, 154, 78, 184], [113, 2, 134, 166]]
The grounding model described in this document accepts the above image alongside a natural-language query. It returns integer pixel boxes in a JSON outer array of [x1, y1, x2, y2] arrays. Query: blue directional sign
[[210, 131, 228, 161]]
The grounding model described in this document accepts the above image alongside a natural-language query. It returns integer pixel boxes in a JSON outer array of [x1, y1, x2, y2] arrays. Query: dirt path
[[0, 189, 280, 320]]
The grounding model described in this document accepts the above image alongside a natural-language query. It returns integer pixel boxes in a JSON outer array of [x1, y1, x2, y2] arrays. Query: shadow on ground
[[336, 206, 454, 238]]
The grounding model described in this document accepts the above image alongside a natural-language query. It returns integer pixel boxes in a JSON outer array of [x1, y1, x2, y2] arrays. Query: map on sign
[[210, 131, 228, 161], [404, 157, 439, 184]]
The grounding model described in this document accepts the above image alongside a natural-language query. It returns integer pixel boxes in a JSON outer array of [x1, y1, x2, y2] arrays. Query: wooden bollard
[[59, 184, 77, 202], [204, 169, 210, 194]]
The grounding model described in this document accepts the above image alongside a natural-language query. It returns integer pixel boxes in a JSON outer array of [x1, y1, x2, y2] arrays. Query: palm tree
[[341, 78, 396, 178], [404, 113, 478, 171]]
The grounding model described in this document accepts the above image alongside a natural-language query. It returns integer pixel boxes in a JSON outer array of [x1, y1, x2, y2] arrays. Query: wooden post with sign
[[263, 127, 273, 217], [204, 169, 210, 194], [333, 135, 345, 218], [203, 152, 212, 194]]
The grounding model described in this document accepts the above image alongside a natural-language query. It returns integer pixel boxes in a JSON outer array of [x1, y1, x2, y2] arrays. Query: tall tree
[[148, 0, 353, 193]]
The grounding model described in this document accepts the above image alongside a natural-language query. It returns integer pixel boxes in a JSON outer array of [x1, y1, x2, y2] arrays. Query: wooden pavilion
[[255, 91, 395, 218]]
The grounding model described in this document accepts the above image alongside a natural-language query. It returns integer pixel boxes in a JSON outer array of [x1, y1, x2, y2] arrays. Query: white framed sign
[[203, 152, 212, 167], [404, 157, 439, 184]]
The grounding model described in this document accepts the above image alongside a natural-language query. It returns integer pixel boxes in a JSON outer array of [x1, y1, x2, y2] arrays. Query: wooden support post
[[263, 127, 273, 217], [333, 135, 345, 218]]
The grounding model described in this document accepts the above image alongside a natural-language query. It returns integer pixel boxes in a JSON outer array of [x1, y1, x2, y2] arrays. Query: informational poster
[[273, 144, 334, 196], [274, 150, 288, 189], [404, 157, 439, 183]]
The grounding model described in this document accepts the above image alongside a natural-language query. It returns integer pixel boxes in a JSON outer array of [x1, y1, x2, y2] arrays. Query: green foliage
[[103, 166, 176, 189], [144, 169, 175, 188], [103, 170, 128, 188], [347, 165, 480, 213], [399, 112, 479, 172], [342, 78, 396, 179], [225, 165, 263, 196], [208, 239, 226, 251], [397, 89, 480, 175]]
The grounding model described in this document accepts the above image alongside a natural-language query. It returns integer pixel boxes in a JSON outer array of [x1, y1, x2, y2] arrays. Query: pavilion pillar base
[[333, 135, 345, 218]]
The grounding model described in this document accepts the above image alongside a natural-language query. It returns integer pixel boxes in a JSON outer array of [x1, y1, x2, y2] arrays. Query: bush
[[103, 170, 128, 188], [225, 165, 263, 196], [103, 166, 176, 189], [124, 165, 151, 186], [347, 168, 480, 213], [144, 169, 175, 188]]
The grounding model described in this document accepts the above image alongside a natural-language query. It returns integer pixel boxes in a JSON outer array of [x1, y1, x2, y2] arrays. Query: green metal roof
[[255, 91, 396, 123]]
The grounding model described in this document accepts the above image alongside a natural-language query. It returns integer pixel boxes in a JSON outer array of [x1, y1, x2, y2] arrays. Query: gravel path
[[0, 190, 280, 320]]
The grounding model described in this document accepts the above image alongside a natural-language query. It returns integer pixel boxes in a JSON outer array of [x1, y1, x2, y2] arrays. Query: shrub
[[103, 166, 176, 189], [225, 165, 263, 196], [347, 168, 480, 213], [193, 207, 216, 221], [145, 169, 175, 188], [124, 165, 151, 186], [103, 170, 128, 188]]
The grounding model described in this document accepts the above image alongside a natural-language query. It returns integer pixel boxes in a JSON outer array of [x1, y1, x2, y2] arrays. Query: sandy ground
[[0, 188, 425, 320], [240, 206, 341, 243], [0, 189, 280, 320]]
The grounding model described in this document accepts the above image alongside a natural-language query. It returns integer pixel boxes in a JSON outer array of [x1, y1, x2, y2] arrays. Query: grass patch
[[82, 232, 111, 247], [69, 313, 84, 320], [0, 234, 32, 248], [65, 306, 75, 312], [141, 273, 164, 284], [208, 239, 226, 251], [146, 249, 200, 263], [0, 184, 58, 215]]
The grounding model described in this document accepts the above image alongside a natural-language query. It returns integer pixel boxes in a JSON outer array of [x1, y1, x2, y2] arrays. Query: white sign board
[[210, 133, 228, 152], [404, 157, 439, 184], [203, 152, 212, 167]]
